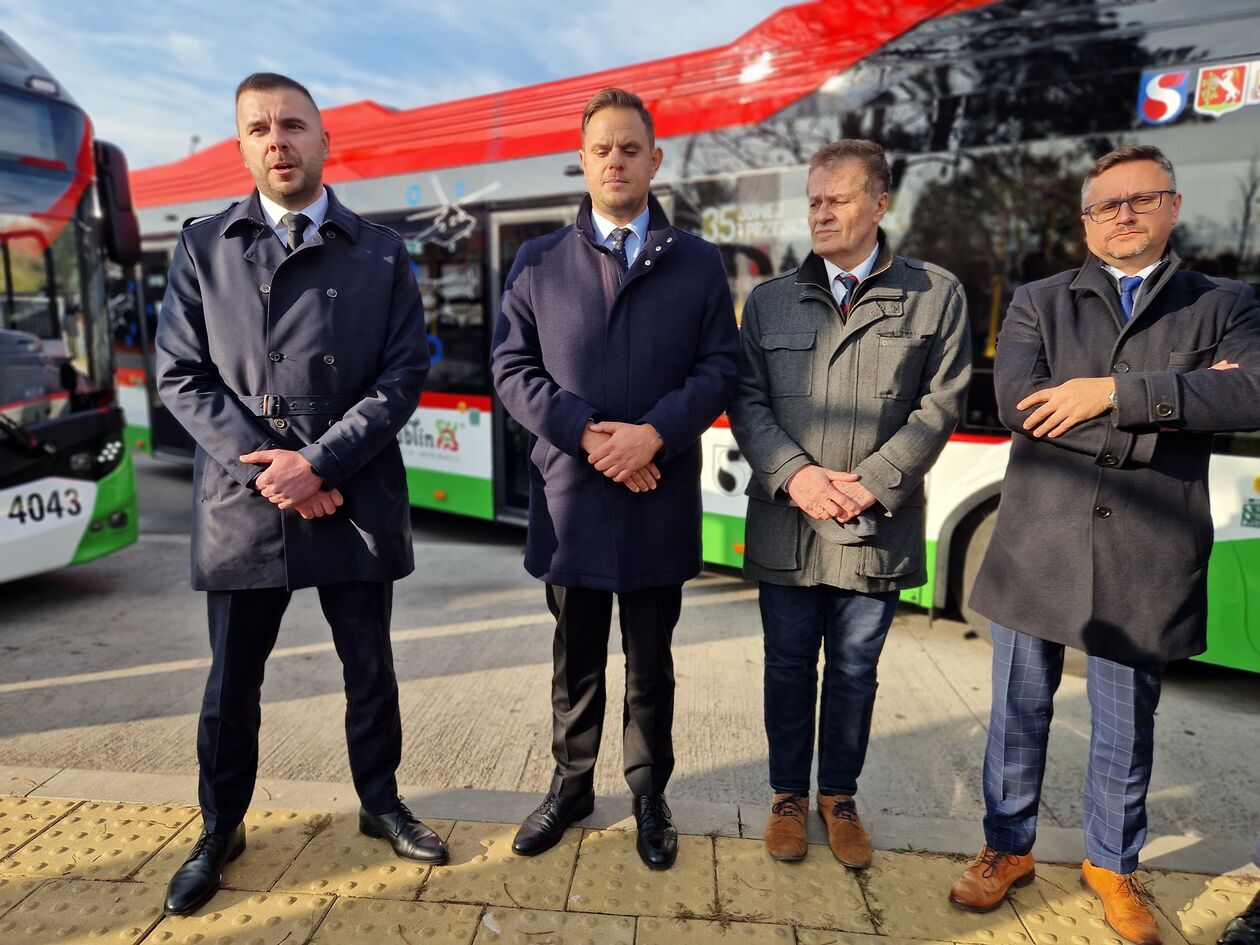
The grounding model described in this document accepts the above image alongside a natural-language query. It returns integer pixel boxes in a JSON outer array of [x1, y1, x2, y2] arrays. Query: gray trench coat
[[729, 242, 971, 592], [155, 189, 429, 591], [969, 252, 1260, 662]]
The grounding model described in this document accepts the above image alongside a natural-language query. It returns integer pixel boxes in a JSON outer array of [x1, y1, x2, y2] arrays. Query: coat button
[[1095, 506, 1112, 518], [327, 419, 336, 428], [1101, 453, 1118, 466], [1113, 361, 1130, 373], [326, 288, 338, 298], [323, 354, 335, 365], [644, 259, 652, 266], [272, 418, 287, 430], [1155, 403, 1174, 418], [654, 245, 662, 252], [260, 283, 271, 294], [269, 351, 282, 362], [325, 229, 336, 239]]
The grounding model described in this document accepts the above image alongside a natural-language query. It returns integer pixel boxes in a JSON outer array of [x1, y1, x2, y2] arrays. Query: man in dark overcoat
[[950, 145, 1260, 945], [491, 88, 738, 869], [155, 73, 444, 917]]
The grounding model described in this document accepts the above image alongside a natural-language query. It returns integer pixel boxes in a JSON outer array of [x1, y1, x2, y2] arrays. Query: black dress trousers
[[546, 583, 683, 799], [198, 581, 402, 832]]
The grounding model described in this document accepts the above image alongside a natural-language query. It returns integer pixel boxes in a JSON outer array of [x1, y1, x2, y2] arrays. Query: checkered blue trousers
[[982, 623, 1164, 873]]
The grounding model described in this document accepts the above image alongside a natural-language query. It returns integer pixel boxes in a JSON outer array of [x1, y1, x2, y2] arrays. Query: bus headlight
[[69, 451, 94, 473]]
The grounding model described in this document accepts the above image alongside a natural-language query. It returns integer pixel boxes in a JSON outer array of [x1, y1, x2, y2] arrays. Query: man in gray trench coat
[[729, 140, 970, 868], [155, 73, 445, 917], [949, 145, 1260, 945]]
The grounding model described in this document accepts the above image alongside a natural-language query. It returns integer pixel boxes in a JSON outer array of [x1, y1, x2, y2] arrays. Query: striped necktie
[[835, 273, 859, 316]]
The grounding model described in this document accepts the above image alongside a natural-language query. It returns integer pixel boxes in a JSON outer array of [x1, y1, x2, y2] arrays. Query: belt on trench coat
[[239, 393, 360, 417]]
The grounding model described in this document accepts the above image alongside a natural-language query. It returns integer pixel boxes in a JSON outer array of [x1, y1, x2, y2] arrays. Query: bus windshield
[[0, 87, 112, 414]]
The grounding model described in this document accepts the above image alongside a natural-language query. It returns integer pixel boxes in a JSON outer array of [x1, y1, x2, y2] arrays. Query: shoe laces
[[638, 795, 669, 832], [771, 795, 807, 818], [829, 798, 858, 822], [532, 792, 561, 817], [976, 846, 1021, 879], [188, 831, 228, 860], [1119, 873, 1154, 905]]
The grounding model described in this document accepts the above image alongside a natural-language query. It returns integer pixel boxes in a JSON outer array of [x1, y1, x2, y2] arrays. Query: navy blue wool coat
[[491, 195, 739, 591]]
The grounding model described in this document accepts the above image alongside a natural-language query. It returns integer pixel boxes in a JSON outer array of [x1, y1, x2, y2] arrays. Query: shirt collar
[[822, 241, 880, 287], [590, 204, 649, 245], [258, 186, 329, 234], [1102, 257, 1163, 285]]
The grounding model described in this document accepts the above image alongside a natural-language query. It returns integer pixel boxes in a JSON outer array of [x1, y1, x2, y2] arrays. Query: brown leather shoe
[[1081, 859, 1162, 945], [764, 793, 808, 861], [816, 793, 872, 868], [948, 845, 1036, 912]]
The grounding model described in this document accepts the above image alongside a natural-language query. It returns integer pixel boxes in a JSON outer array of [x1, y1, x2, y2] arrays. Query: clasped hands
[[581, 421, 663, 493], [239, 449, 344, 520], [786, 464, 877, 522], [1017, 359, 1238, 438]]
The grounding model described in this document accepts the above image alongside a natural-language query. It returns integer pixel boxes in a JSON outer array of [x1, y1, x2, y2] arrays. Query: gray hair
[[808, 140, 890, 196]]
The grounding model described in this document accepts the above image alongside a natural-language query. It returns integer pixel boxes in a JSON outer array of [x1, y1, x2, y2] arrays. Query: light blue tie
[[1119, 275, 1143, 321]]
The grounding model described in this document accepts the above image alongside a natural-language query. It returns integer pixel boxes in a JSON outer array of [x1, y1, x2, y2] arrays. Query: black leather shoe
[[512, 790, 595, 856], [634, 794, 678, 870], [359, 801, 449, 864], [163, 823, 246, 916], [1219, 891, 1260, 945]]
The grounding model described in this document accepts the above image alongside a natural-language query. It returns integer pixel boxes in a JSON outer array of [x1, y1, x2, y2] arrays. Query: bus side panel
[[400, 395, 495, 520], [70, 450, 139, 565]]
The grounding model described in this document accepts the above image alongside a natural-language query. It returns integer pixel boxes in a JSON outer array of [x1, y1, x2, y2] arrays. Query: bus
[[126, 0, 1260, 672], [0, 31, 142, 582]]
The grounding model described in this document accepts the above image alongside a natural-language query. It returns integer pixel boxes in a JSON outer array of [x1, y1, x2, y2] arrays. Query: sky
[[1, 0, 786, 171]]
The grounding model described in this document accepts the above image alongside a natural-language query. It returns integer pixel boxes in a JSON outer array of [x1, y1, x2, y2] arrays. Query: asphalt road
[[0, 451, 1255, 846]]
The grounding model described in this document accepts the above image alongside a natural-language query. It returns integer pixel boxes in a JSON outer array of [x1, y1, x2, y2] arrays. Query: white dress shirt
[[590, 204, 650, 266], [823, 241, 880, 311], [1102, 258, 1163, 309], [259, 186, 329, 249]]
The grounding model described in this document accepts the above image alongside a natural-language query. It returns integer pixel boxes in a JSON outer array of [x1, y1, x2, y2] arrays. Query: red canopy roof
[[131, 0, 989, 209]]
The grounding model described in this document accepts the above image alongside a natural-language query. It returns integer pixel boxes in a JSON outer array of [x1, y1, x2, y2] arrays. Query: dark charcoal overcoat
[[155, 188, 429, 591], [490, 195, 739, 592], [969, 252, 1260, 662]]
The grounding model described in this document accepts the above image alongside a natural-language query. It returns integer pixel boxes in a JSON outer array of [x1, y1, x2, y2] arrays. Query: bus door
[[138, 245, 195, 462], [488, 206, 577, 523]]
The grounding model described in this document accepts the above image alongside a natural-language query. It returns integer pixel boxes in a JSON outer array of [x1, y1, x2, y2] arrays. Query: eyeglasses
[[1081, 190, 1177, 223]]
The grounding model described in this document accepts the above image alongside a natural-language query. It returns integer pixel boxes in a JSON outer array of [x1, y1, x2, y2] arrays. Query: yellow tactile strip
[[272, 812, 455, 899], [1142, 869, 1260, 945], [474, 906, 636, 944], [861, 851, 1034, 944], [147, 889, 333, 944], [133, 806, 321, 891], [421, 820, 581, 910], [566, 828, 715, 918], [0, 878, 161, 945], [0, 874, 43, 919], [638, 914, 795, 943], [795, 933, 952, 945], [1011, 862, 1189, 945], [0, 801, 194, 881], [0, 796, 78, 861], [715, 835, 874, 932], [311, 896, 481, 944]]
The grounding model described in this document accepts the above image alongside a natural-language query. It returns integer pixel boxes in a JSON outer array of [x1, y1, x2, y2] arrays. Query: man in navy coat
[[155, 73, 444, 917], [491, 88, 739, 869]]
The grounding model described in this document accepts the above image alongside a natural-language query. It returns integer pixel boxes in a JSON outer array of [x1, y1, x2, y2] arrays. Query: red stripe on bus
[[116, 367, 146, 386], [949, 432, 1010, 444], [419, 392, 493, 411], [0, 391, 70, 411]]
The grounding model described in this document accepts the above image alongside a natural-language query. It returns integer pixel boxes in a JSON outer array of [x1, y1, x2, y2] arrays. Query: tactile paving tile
[[421, 820, 579, 910], [715, 836, 873, 932], [1141, 869, 1259, 945], [133, 807, 319, 891], [310, 896, 481, 944], [566, 828, 715, 918], [0, 801, 194, 881], [272, 812, 454, 899], [0, 796, 78, 861], [795, 933, 952, 945], [146, 890, 332, 944], [1011, 863, 1188, 945], [638, 915, 794, 943], [473, 907, 635, 944], [0, 878, 161, 945], [861, 851, 1034, 944], [0, 875, 43, 918]]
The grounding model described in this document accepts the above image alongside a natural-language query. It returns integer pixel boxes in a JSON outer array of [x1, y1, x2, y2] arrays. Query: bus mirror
[[94, 140, 142, 265]]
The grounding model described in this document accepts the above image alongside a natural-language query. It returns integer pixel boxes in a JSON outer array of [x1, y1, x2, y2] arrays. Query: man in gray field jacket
[[729, 139, 970, 868], [951, 145, 1260, 945]]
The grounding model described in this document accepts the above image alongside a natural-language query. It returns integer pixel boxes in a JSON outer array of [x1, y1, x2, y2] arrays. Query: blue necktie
[[609, 227, 631, 269], [1119, 275, 1143, 321], [835, 273, 859, 316]]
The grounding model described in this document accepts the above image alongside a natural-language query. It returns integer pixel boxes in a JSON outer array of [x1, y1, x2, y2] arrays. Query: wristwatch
[[1107, 388, 1118, 411]]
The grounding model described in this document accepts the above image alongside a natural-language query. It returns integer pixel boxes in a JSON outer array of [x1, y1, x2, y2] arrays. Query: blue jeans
[[760, 582, 897, 797], [982, 623, 1163, 873]]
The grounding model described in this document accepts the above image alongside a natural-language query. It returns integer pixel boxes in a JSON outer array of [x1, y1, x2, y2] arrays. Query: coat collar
[[575, 192, 672, 247], [795, 231, 903, 338], [220, 186, 360, 243], [1069, 248, 1182, 325]]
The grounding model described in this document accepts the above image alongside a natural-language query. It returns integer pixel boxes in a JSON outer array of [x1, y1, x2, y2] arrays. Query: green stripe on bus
[[405, 467, 494, 520], [1199, 537, 1260, 674], [702, 511, 747, 569], [70, 451, 140, 565], [124, 424, 150, 454]]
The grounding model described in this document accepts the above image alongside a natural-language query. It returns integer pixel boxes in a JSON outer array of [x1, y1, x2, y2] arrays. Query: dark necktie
[[280, 212, 310, 253], [609, 227, 631, 269], [1119, 275, 1143, 321], [835, 273, 859, 316]]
